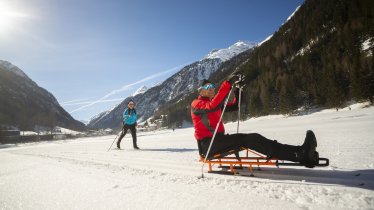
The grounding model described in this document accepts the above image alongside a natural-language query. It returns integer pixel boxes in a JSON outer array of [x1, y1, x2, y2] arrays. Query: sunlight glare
[[0, 1, 29, 33]]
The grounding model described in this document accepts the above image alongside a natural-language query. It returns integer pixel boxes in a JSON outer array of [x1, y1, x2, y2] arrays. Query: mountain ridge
[[0, 60, 87, 132], [88, 41, 255, 130]]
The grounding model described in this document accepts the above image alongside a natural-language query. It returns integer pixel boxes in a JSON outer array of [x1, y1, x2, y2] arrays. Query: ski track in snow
[[1, 105, 374, 210]]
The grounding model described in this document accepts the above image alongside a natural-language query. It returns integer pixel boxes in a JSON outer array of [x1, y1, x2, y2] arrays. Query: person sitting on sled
[[191, 75, 319, 168], [117, 99, 139, 150]]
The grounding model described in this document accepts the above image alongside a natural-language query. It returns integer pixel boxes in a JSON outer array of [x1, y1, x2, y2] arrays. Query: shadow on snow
[[219, 167, 374, 191]]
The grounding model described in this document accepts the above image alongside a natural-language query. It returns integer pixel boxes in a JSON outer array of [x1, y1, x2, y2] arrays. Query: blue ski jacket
[[123, 108, 137, 125]]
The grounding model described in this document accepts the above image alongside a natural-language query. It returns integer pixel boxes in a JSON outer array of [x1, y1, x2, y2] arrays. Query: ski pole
[[107, 130, 121, 152], [237, 87, 242, 134], [200, 87, 234, 178]]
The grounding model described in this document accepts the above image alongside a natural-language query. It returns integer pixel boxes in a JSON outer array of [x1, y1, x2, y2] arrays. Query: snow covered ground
[[1, 104, 374, 210]]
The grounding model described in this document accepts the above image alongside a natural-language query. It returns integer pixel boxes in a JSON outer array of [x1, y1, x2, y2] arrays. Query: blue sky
[[0, 0, 303, 121]]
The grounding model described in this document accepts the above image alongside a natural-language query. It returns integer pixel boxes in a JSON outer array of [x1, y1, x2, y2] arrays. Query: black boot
[[298, 130, 319, 168], [132, 137, 139, 149], [116, 140, 121, 149], [271, 131, 319, 168]]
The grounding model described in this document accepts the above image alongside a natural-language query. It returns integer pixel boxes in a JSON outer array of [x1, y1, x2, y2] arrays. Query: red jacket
[[191, 81, 238, 140]]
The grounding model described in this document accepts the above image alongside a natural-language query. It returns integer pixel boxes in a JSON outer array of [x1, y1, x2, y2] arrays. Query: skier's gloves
[[235, 75, 246, 89], [228, 73, 245, 88], [227, 74, 240, 85]]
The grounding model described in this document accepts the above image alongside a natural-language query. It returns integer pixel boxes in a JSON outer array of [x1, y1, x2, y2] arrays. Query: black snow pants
[[198, 133, 300, 162], [117, 124, 138, 148]]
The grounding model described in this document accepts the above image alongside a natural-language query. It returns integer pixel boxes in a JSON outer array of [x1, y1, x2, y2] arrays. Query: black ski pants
[[198, 133, 300, 162], [117, 124, 138, 148]]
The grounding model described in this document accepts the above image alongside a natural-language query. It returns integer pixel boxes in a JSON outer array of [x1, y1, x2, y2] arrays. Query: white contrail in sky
[[69, 62, 189, 114], [61, 97, 98, 105], [62, 98, 124, 106]]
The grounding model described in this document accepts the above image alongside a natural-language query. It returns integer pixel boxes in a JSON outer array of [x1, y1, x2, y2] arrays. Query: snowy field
[[1, 104, 374, 210]]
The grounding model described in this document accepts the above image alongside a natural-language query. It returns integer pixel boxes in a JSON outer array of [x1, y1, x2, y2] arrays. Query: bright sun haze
[[0, 1, 29, 35]]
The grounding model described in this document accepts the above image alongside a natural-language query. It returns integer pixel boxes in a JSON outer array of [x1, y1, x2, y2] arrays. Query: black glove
[[228, 73, 245, 88], [236, 75, 246, 88], [227, 74, 240, 85]]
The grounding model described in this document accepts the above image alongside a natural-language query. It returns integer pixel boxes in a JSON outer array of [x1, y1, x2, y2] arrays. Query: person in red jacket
[[191, 75, 319, 168]]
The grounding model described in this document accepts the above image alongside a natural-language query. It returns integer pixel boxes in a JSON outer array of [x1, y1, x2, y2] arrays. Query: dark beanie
[[198, 79, 213, 92], [200, 79, 212, 87]]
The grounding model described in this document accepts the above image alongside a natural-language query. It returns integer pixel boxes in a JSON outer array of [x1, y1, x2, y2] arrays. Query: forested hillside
[[0, 61, 87, 131]]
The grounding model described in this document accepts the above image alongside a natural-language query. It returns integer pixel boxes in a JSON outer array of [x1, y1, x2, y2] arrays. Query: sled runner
[[199, 147, 329, 176]]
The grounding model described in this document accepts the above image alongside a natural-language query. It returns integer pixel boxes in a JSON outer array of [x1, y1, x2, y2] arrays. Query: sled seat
[[199, 147, 329, 176]]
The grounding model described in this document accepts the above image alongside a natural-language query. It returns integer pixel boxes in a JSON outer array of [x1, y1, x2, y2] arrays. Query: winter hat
[[198, 79, 213, 92], [128, 99, 135, 104], [201, 79, 212, 86]]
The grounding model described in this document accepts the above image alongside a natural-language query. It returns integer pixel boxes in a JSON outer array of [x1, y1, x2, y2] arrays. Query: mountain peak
[[0, 60, 28, 78], [203, 41, 257, 61], [132, 86, 148, 96]]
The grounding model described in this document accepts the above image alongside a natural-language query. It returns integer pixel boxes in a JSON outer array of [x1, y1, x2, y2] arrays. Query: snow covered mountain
[[0, 60, 86, 132], [204, 41, 256, 61], [88, 41, 256, 130], [132, 86, 148, 96], [144, 0, 374, 128]]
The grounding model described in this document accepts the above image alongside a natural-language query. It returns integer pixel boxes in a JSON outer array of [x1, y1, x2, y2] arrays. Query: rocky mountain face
[[0, 60, 87, 131], [88, 41, 256, 130]]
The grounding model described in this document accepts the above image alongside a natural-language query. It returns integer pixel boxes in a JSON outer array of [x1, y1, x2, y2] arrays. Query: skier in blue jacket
[[117, 100, 139, 149]]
